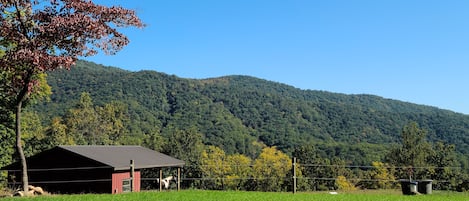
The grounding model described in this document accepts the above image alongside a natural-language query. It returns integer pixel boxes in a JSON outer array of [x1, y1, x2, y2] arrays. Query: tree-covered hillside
[[33, 60, 469, 164]]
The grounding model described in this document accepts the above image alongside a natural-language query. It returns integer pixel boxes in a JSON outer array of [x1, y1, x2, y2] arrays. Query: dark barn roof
[[59, 145, 185, 170], [2, 145, 185, 171]]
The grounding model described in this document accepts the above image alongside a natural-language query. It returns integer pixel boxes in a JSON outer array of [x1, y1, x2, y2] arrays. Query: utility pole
[[293, 157, 297, 194]]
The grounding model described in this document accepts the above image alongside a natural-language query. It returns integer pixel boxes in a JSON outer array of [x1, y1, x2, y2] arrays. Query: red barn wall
[[112, 171, 141, 194]]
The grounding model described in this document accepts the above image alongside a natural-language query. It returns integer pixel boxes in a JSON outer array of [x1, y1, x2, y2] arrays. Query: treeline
[[2, 92, 467, 191], [194, 123, 466, 192]]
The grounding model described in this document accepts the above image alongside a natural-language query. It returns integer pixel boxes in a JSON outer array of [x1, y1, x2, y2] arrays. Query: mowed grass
[[2, 190, 468, 201]]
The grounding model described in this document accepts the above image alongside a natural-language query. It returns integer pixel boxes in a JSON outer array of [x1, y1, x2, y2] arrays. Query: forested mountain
[[32, 60, 469, 165]]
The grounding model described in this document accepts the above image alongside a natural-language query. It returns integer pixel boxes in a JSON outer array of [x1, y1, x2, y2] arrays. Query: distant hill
[[32, 60, 469, 165]]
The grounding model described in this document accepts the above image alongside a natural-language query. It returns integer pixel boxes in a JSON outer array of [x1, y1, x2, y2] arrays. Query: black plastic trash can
[[399, 179, 418, 195], [417, 180, 432, 194]]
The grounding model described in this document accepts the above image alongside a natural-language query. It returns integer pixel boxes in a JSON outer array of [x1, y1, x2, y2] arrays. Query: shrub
[[336, 176, 357, 191]]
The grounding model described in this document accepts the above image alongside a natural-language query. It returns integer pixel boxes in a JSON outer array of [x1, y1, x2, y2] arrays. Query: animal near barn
[[2, 145, 185, 194]]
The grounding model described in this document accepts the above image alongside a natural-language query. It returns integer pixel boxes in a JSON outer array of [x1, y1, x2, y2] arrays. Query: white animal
[[157, 176, 174, 189]]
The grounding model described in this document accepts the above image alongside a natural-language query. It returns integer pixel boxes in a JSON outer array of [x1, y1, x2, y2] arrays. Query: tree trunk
[[15, 101, 28, 193]]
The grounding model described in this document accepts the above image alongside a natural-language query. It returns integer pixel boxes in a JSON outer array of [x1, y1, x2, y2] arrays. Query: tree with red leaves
[[0, 0, 144, 194]]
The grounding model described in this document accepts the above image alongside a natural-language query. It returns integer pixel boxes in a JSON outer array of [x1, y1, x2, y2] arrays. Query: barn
[[2, 145, 185, 194]]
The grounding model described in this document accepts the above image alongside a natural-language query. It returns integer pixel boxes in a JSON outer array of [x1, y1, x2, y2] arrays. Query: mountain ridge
[[67, 61, 465, 115]]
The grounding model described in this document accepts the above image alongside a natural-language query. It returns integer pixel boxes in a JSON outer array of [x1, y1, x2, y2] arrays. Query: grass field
[[2, 190, 468, 201]]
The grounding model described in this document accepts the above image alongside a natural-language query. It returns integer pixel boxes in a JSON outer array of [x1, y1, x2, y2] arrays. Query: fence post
[[177, 167, 181, 191], [293, 157, 297, 194], [159, 169, 163, 191], [130, 160, 135, 192]]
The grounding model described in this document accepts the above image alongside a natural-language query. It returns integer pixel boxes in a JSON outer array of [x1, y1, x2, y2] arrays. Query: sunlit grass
[[2, 190, 468, 201]]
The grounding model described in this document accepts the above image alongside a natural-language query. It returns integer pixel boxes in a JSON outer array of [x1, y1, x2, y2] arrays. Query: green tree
[[44, 117, 75, 147], [96, 101, 129, 144], [0, 124, 14, 188], [20, 111, 46, 156], [284, 158, 307, 192], [65, 93, 131, 145], [293, 144, 351, 191], [428, 141, 458, 190], [66, 92, 106, 144], [387, 122, 463, 189], [293, 144, 319, 191], [0, 67, 51, 192], [0, 70, 14, 187], [143, 128, 165, 151], [387, 122, 432, 180], [161, 126, 204, 188]]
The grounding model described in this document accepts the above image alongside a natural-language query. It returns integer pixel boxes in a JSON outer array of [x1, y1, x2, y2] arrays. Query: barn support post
[[130, 160, 135, 192], [159, 169, 163, 192], [292, 157, 297, 194], [177, 167, 181, 191]]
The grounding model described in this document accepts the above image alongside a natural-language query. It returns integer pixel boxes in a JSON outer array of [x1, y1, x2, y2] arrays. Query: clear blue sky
[[87, 0, 469, 114]]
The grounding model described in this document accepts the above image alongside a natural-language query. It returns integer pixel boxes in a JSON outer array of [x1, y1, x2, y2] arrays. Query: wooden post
[[130, 160, 135, 192], [177, 167, 181, 191], [292, 157, 297, 194], [159, 169, 163, 192]]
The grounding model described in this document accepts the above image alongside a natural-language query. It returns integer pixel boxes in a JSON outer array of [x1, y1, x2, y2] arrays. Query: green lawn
[[2, 190, 468, 201]]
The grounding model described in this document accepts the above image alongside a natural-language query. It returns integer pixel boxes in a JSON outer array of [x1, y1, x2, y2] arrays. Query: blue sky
[[87, 0, 469, 114]]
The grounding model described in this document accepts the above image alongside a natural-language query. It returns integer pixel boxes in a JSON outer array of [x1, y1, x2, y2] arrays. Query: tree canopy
[[33, 61, 469, 164], [0, 0, 143, 193]]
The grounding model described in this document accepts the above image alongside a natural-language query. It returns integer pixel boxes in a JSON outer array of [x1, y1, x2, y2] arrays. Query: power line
[[4, 165, 112, 172], [9, 178, 111, 185]]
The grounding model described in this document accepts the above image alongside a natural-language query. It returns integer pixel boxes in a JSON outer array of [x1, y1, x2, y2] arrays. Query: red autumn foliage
[[1, 0, 144, 96], [0, 0, 144, 193]]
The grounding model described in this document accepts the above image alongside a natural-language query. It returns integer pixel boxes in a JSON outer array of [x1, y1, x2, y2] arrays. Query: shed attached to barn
[[2, 145, 185, 194]]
